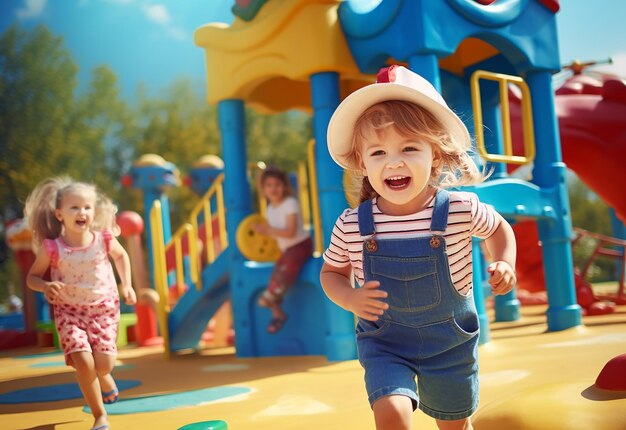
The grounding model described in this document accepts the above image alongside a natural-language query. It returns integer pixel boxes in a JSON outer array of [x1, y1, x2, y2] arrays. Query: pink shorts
[[53, 296, 120, 366]]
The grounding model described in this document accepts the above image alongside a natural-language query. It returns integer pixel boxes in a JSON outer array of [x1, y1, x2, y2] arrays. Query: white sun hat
[[326, 65, 471, 170]]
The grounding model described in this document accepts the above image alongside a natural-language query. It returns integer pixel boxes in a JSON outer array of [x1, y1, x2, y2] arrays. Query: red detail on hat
[[376, 65, 398, 84]]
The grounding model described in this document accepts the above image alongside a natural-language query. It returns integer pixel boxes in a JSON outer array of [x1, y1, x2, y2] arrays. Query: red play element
[[0, 331, 38, 350], [116, 211, 162, 347], [538, 0, 559, 13], [117, 210, 144, 237], [4, 219, 37, 334], [573, 228, 626, 305], [510, 73, 626, 222], [595, 354, 626, 391], [557, 78, 626, 223], [120, 174, 133, 188], [508, 72, 626, 310]]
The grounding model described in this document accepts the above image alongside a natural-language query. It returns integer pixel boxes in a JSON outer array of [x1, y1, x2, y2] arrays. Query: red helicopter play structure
[[511, 60, 626, 313]]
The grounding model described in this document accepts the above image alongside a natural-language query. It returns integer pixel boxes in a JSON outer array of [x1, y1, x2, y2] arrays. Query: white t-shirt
[[266, 196, 310, 251]]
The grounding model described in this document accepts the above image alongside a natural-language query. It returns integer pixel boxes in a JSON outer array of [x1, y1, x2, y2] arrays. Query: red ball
[[117, 211, 144, 237]]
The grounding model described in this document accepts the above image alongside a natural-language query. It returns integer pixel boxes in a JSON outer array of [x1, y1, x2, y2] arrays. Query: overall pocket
[[369, 255, 441, 312]]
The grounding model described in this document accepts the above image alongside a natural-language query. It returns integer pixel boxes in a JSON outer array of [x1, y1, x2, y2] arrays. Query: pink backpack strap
[[101, 230, 113, 253], [43, 239, 59, 269]]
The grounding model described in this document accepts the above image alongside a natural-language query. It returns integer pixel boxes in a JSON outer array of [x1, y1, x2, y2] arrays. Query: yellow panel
[[439, 38, 500, 76], [236, 213, 281, 262], [194, 0, 371, 112]]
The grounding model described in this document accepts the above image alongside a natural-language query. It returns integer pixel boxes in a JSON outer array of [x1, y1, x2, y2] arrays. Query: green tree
[[0, 24, 78, 221], [246, 109, 312, 172], [0, 24, 133, 301], [568, 174, 616, 281]]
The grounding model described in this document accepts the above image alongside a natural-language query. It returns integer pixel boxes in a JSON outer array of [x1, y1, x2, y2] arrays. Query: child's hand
[[121, 286, 137, 306], [348, 280, 389, 321], [487, 261, 516, 295], [43, 281, 64, 303], [253, 223, 270, 236]]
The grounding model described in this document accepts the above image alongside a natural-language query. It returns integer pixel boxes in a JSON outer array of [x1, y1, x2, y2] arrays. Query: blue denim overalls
[[356, 189, 480, 421]]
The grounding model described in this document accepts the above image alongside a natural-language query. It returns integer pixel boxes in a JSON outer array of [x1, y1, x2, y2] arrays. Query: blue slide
[[166, 251, 231, 352]]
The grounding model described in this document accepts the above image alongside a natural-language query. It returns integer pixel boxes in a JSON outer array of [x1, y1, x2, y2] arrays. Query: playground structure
[[136, 0, 586, 360], [2, 0, 624, 359], [509, 62, 626, 307], [2, 2, 626, 429]]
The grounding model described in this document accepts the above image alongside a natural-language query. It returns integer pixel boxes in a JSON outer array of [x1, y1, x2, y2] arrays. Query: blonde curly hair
[[24, 176, 120, 248]]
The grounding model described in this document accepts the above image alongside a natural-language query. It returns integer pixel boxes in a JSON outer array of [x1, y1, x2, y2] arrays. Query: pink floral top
[[43, 231, 118, 305]]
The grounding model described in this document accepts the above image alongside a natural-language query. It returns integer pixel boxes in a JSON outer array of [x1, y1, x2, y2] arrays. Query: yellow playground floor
[[2, 303, 626, 430]]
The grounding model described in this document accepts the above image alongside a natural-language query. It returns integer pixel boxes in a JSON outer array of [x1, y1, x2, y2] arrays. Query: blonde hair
[[341, 100, 486, 204], [24, 176, 120, 248]]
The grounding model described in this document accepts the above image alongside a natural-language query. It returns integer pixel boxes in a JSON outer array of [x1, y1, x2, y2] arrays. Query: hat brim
[[326, 83, 471, 170]]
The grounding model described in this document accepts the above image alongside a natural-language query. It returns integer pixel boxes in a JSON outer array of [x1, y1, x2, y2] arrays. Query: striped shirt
[[322, 191, 500, 295]]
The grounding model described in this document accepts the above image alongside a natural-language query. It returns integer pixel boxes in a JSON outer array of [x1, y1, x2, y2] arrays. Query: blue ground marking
[[84, 386, 252, 414], [29, 361, 66, 368], [12, 351, 63, 359], [0, 379, 141, 404], [28, 362, 136, 370]]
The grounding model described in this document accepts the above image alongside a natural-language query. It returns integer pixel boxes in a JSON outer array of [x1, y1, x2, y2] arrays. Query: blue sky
[[1, 0, 625, 100]]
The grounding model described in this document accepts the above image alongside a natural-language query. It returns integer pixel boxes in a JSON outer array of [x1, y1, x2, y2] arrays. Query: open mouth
[[385, 176, 411, 190], [75, 220, 87, 227]]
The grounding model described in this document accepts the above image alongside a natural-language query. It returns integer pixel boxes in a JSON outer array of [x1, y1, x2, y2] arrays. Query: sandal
[[267, 316, 288, 334], [258, 295, 273, 308], [91, 426, 109, 430], [102, 387, 119, 404]]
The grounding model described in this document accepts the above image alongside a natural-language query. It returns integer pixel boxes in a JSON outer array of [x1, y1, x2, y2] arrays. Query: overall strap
[[357, 199, 376, 238], [430, 189, 450, 232]]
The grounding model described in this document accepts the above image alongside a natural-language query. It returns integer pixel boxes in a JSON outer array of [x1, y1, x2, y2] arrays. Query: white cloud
[[595, 52, 626, 78], [143, 4, 170, 25], [140, 3, 187, 40], [16, 0, 47, 19], [167, 27, 187, 41]]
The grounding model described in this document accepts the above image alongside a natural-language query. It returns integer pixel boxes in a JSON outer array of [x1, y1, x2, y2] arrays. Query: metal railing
[[470, 70, 535, 165], [149, 173, 228, 357]]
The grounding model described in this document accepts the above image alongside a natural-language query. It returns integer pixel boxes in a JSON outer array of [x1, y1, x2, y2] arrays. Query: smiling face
[[55, 186, 97, 239], [359, 126, 439, 215], [261, 176, 286, 206]]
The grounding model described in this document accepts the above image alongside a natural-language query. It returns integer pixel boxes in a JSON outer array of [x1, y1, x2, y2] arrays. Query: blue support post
[[472, 239, 490, 344], [483, 100, 520, 320], [218, 99, 253, 250], [310, 71, 357, 361], [217, 99, 253, 356], [125, 163, 177, 288], [482, 103, 508, 179], [527, 71, 581, 331], [494, 289, 520, 322]]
